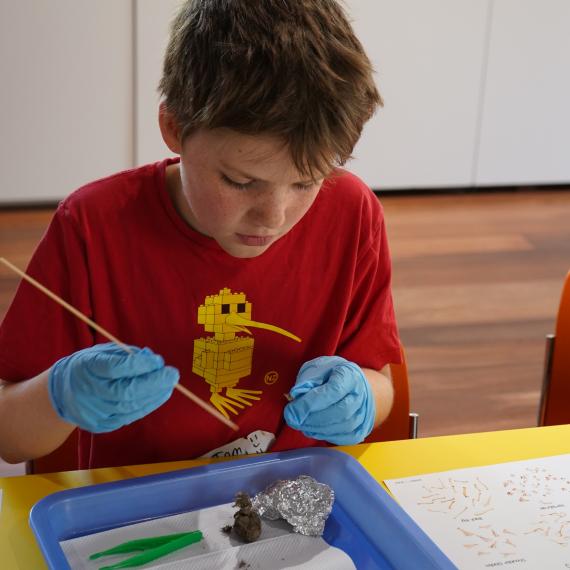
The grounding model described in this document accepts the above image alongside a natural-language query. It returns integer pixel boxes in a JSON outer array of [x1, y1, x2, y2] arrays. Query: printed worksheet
[[385, 454, 570, 569]]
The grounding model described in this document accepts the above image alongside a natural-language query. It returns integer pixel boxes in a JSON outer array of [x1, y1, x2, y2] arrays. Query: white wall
[[1, 0, 568, 204], [346, 0, 490, 189], [0, 1, 133, 203], [135, 0, 183, 166], [476, 0, 570, 185]]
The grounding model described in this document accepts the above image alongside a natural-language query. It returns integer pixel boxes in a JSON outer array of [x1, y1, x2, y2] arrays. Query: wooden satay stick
[[0, 256, 239, 431], [0, 257, 132, 353]]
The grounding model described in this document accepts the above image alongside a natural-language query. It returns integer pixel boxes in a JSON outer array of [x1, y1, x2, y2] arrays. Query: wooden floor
[[383, 189, 570, 437], [1, 189, 569, 476]]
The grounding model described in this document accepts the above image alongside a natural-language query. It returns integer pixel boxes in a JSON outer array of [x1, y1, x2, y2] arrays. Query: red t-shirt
[[0, 158, 401, 468]]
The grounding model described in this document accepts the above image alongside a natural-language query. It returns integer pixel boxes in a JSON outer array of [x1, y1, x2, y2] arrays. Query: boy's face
[[166, 127, 324, 259]]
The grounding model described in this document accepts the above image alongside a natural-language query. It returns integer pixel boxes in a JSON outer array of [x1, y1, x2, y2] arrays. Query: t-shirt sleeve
[[336, 204, 402, 371], [0, 201, 95, 381]]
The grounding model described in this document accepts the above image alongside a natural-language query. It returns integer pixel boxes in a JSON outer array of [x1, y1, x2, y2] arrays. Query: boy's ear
[[158, 102, 182, 153]]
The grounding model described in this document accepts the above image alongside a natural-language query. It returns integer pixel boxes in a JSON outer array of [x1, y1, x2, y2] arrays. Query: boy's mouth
[[235, 233, 275, 247]]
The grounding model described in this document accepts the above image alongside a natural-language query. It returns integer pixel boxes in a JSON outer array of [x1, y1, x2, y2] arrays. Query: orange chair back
[[365, 345, 411, 443], [541, 271, 570, 426]]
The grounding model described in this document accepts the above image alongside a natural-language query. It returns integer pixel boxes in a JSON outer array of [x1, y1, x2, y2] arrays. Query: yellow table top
[[1, 424, 568, 569]]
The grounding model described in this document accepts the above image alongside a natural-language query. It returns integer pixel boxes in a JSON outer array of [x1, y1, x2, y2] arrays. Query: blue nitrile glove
[[48, 342, 179, 433], [283, 356, 376, 445]]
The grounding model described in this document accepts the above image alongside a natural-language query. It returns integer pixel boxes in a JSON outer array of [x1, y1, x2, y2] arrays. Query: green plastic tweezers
[[88, 530, 204, 570]]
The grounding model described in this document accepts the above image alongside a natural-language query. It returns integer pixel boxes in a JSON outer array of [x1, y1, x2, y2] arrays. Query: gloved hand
[[48, 342, 179, 433], [283, 356, 376, 445]]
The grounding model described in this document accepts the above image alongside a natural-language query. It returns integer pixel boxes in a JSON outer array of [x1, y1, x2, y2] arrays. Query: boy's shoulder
[[60, 159, 170, 217], [320, 168, 384, 220]]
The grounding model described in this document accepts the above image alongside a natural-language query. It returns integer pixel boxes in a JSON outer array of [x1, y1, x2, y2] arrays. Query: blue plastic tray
[[30, 448, 455, 569]]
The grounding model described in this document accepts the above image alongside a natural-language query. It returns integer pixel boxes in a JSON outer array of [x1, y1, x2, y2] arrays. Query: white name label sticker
[[201, 429, 275, 458]]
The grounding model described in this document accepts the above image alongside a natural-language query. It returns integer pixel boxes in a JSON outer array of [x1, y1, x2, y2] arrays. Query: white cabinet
[[0, 1, 133, 203], [135, 0, 183, 167], [348, 0, 570, 189], [476, 0, 570, 186], [346, 0, 490, 189], [1, 1, 568, 204]]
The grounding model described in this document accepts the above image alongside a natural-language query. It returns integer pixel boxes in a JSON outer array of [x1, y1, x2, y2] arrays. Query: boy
[[0, 0, 400, 470]]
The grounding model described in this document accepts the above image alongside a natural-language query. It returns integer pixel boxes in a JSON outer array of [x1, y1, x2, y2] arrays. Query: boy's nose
[[250, 195, 287, 230]]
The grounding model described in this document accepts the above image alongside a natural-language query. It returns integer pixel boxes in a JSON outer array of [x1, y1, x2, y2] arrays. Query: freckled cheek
[[205, 190, 246, 229], [288, 193, 319, 225]]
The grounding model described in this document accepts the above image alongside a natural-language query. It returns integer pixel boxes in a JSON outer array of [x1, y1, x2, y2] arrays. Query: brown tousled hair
[[159, 0, 382, 179]]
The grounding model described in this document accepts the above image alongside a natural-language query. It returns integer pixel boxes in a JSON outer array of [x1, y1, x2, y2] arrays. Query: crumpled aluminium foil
[[251, 475, 334, 536]]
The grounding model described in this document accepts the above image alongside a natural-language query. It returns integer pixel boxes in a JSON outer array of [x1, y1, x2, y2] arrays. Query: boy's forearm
[[0, 371, 75, 464], [361, 366, 395, 428]]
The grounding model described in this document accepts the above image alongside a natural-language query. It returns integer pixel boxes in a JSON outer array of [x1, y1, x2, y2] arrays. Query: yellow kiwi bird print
[[193, 288, 301, 418]]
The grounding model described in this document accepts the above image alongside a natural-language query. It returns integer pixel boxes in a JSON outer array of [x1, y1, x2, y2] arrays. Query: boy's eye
[[221, 173, 252, 190], [294, 182, 316, 191]]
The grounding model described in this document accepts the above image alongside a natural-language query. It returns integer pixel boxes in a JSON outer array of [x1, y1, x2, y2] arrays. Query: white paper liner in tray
[[60, 502, 356, 569]]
